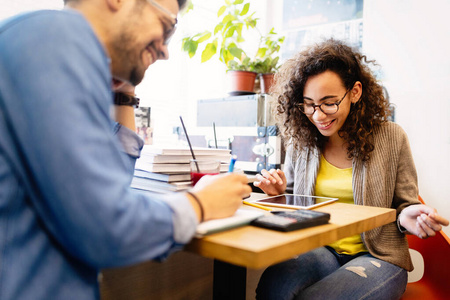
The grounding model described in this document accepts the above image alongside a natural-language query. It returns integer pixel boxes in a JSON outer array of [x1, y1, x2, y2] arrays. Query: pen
[[243, 200, 273, 211], [179, 116, 199, 172], [228, 155, 237, 172], [213, 122, 218, 149]]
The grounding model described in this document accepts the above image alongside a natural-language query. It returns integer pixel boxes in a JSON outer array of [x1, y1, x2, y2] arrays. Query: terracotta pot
[[226, 70, 257, 93], [260, 73, 274, 94]]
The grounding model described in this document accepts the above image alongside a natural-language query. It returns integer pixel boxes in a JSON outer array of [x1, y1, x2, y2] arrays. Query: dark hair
[[271, 38, 391, 161]]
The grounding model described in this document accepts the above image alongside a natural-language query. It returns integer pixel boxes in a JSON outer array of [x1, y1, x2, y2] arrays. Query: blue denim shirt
[[0, 10, 197, 300]]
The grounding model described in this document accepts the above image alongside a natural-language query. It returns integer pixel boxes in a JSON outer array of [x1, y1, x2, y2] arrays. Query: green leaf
[[182, 39, 198, 58], [225, 26, 235, 38], [247, 18, 257, 28], [234, 0, 244, 4], [222, 14, 235, 24], [222, 19, 233, 36], [201, 42, 217, 63], [256, 47, 267, 58], [242, 56, 251, 67], [271, 57, 279, 68], [214, 24, 224, 35], [228, 60, 237, 68], [229, 46, 243, 59], [197, 32, 212, 43], [240, 3, 250, 16], [222, 49, 234, 65], [236, 23, 243, 36], [217, 6, 226, 17]]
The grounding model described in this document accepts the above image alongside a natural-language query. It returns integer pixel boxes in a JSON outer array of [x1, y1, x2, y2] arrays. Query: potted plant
[[181, 0, 284, 94], [251, 28, 285, 93]]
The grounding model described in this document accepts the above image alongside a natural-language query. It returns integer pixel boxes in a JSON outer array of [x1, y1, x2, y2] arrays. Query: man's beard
[[129, 67, 144, 86], [110, 32, 145, 86]]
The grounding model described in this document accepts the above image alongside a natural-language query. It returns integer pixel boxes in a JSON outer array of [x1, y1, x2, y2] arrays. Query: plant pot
[[226, 70, 257, 94], [260, 73, 275, 94]]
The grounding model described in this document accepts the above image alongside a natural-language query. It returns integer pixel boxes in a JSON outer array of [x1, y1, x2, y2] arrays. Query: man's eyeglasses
[[297, 86, 353, 116], [147, 0, 178, 45]]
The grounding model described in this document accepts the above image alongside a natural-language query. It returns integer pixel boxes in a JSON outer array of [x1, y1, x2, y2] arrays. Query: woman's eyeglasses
[[297, 86, 352, 116]]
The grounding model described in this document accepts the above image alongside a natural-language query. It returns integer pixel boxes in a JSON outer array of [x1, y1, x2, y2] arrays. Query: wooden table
[[185, 194, 396, 299]]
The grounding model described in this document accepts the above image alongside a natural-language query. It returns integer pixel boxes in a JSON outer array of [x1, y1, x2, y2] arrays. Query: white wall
[[362, 0, 450, 236]]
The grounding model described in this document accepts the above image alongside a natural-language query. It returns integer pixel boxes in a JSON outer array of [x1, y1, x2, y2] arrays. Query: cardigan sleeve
[[391, 124, 420, 213]]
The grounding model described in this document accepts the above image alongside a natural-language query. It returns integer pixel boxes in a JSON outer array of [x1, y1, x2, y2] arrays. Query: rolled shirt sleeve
[[113, 122, 144, 158], [161, 192, 199, 244]]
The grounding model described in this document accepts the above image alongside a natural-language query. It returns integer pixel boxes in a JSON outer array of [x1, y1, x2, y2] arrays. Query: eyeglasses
[[297, 86, 352, 116], [147, 0, 178, 45]]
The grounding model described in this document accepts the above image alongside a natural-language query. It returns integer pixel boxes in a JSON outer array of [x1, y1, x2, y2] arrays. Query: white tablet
[[254, 194, 338, 210]]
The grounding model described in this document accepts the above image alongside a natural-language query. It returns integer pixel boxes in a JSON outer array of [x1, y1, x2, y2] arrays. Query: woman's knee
[[256, 247, 338, 300]]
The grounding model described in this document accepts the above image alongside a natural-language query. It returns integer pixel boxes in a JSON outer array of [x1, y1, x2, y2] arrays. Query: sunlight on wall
[[136, 0, 271, 146]]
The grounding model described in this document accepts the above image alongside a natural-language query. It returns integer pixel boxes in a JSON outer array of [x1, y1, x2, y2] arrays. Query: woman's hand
[[253, 169, 287, 196], [399, 204, 449, 239]]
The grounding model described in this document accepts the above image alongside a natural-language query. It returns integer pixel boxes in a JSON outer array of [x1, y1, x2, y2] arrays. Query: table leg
[[213, 259, 247, 300]]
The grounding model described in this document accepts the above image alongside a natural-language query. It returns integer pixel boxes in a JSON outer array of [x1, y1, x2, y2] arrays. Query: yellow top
[[315, 155, 368, 255]]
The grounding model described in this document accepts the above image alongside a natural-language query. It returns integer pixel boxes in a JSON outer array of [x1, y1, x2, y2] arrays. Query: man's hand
[[189, 173, 252, 221]]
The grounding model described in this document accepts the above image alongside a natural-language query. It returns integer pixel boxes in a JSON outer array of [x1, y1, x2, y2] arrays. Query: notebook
[[195, 209, 264, 237]]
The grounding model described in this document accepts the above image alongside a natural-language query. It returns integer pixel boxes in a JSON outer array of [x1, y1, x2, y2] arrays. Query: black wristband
[[114, 92, 140, 108], [187, 191, 204, 223]]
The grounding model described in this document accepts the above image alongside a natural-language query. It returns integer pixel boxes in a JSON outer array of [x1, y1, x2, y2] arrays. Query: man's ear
[[351, 81, 363, 103], [105, 0, 125, 11]]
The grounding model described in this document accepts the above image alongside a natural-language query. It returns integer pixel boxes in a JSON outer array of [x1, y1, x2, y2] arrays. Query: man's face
[[108, 0, 178, 86]]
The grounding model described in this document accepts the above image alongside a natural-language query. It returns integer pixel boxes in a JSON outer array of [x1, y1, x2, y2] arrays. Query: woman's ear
[[351, 81, 363, 104]]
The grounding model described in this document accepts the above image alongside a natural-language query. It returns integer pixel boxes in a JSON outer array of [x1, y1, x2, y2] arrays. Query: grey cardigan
[[284, 122, 420, 271]]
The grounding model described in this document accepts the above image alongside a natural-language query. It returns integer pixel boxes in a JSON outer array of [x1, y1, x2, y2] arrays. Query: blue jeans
[[256, 247, 407, 300]]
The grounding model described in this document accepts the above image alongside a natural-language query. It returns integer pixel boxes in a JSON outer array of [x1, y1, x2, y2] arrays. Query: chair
[[401, 196, 450, 299]]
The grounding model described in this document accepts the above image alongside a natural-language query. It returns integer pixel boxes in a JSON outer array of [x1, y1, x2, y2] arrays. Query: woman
[[254, 39, 448, 300]]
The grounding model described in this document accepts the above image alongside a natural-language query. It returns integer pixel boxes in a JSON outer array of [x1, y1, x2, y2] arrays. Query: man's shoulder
[[1, 10, 85, 33], [0, 9, 106, 72], [0, 9, 99, 53]]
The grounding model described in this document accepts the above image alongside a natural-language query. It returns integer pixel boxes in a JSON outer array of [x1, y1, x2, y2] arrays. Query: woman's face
[[303, 70, 360, 141]]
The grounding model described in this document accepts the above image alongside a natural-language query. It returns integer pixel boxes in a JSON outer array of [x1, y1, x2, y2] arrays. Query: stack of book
[[131, 145, 232, 194]]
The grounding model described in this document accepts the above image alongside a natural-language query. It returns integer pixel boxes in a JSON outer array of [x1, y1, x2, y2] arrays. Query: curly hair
[[271, 38, 391, 161]]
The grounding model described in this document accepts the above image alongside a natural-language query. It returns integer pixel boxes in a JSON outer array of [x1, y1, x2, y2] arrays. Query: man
[[0, 0, 251, 299]]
